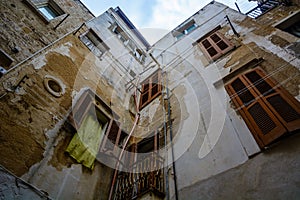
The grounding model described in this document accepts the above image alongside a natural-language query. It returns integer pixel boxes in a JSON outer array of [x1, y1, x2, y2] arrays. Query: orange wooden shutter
[[226, 70, 287, 147], [244, 68, 300, 132], [70, 91, 93, 129]]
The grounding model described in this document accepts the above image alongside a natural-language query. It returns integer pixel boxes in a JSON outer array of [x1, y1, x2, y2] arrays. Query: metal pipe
[[162, 71, 170, 200], [54, 14, 70, 30], [6, 26, 81, 74], [166, 72, 179, 200], [235, 2, 242, 13], [108, 77, 140, 200]]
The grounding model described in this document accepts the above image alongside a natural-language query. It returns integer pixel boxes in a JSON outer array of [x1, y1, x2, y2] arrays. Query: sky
[[80, 0, 257, 44]]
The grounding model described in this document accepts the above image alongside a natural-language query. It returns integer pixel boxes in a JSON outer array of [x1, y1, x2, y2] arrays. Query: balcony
[[113, 153, 165, 200], [246, 0, 281, 18]]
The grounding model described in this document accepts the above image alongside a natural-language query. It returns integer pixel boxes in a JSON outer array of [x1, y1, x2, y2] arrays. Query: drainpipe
[[150, 51, 179, 200], [165, 71, 179, 200], [162, 71, 170, 200], [108, 77, 141, 200]]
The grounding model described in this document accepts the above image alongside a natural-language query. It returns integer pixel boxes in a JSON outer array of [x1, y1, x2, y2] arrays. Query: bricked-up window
[[225, 68, 300, 148], [80, 29, 109, 58], [68, 90, 127, 164], [140, 70, 162, 109], [198, 30, 234, 61], [0, 49, 13, 70]]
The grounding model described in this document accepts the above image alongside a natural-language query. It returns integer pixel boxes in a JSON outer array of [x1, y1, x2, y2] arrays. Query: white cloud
[[140, 0, 213, 44], [139, 0, 258, 44], [144, 0, 212, 30]]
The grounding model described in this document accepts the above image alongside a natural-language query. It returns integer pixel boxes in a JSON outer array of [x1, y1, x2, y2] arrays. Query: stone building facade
[[0, 0, 94, 71], [0, 1, 299, 200]]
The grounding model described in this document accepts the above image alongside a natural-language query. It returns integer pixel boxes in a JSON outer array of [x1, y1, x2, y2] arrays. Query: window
[[80, 29, 109, 58], [0, 49, 13, 70], [38, 5, 58, 20], [225, 68, 300, 148], [275, 11, 300, 38], [173, 20, 197, 39], [139, 70, 162, 109], [112, 24, 129, 44], [23, 0, 64, 22], [198, 30, 234, 61], [67, 90, 127, 169], [134, 48, 145, 63]]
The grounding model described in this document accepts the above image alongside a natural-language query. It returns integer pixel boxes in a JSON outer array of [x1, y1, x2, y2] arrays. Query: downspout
[[108, 77, 141, 200], [165, 71, 179, 200], [162, 71, 170, 200]]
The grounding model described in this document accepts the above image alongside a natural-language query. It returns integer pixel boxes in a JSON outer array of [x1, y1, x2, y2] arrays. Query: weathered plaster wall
[[1, 1, 299, 199], [0, 166, 49, 200], [84, 11, 145, 83], [176, 132, 300, 200], [0, 34, 136, 199], [0, 0, 94, 69], [150, 2, 300, 198]]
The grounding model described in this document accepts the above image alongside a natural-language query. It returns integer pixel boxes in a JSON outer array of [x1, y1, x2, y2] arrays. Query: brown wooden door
[[226, 68, 300, 148]]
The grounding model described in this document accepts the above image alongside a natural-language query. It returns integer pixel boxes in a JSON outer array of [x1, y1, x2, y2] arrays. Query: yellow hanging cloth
[[66, 114, 103, 169]]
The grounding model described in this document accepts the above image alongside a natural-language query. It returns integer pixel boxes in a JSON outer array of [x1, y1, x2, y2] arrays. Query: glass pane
[[176, 32, 185, 39], [210, 34, 221, 43], [207, 47, 218, 57], [231, 78, 255, 106], [284, 21, 300, 37], [217, 40, 229, 50], [107, 121, 119, 144], [142, 92, 149, 104], [151, 84, 158, 96], [185, 24, 196, 34], [142, 83, 149, 92], [201, 39, 211, 48], [38, 6, 58, 20]]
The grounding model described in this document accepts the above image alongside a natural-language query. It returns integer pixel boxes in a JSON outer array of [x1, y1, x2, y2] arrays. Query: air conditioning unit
[[0, 66, 7, 78]]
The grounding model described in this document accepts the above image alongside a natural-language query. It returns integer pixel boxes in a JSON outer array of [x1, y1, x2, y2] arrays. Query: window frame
[[80, 29, 110, 58], [225, 67, 300, 148], [198, 29, 234, 62], [37, 4, 59, 20], [23, 0, 65, 23], [68, 90, 127, 154], [173, 19, 197, 40], [111, 24, 129, 44], [139, 70, 162, 110], [275, 11, 300, 38]]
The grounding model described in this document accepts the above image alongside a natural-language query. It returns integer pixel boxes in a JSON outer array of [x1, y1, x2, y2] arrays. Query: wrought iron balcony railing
[[246, 0, 281, 19], [113, 153, 165, 200]]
